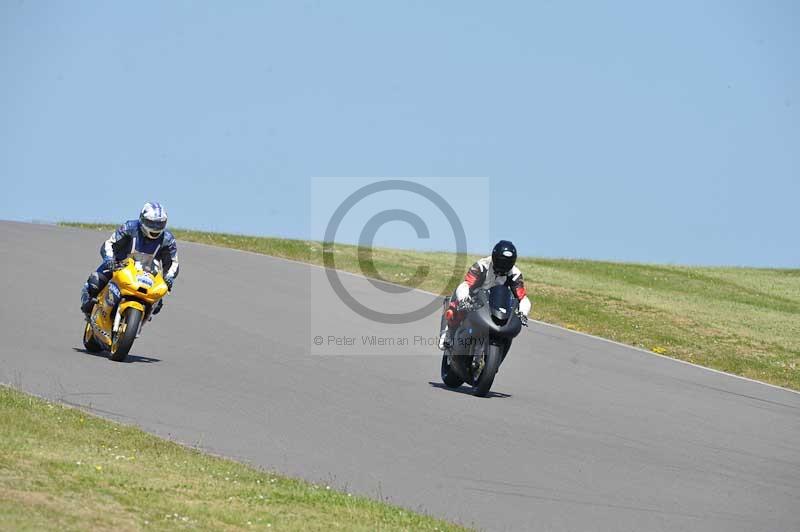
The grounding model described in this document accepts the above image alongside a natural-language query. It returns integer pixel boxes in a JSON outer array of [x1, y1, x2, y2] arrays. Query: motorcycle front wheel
[[472, 343, 502, 397], [110, 307, 142, 362]]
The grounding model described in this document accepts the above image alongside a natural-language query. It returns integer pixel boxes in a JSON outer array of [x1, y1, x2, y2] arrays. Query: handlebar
[[108, 257, 155, 273], [456, 298, 476, 312], [111, 259, 129, 272], [103, 259, 123, 272], [456, 295, 529, 326]]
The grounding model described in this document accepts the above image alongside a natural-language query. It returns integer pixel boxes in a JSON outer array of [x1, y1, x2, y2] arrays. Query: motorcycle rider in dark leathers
[[439, 240, 531, 350]]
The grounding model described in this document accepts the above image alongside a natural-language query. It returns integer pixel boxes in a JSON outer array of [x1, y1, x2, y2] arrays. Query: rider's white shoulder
[[476, 256, 492, 270]]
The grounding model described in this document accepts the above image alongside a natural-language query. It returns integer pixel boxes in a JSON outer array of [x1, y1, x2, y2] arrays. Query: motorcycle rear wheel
[[441, 353, 465, 388], [82, 322, 102, 353], [110, 308, 142, 362]]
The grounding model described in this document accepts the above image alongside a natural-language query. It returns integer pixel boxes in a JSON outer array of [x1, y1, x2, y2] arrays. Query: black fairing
[[461, 286, 522, 340], [446, 284, 522, 388]]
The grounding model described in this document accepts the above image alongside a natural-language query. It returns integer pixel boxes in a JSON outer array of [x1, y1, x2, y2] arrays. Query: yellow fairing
[[111, 258, 169, 304], [119, 300, 145, 314], [91, 284, 115, 346], [88, 257, 168, 347]]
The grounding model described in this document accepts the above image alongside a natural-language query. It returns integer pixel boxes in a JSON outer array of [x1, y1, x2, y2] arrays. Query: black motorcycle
[[439, 285, 527, 397]]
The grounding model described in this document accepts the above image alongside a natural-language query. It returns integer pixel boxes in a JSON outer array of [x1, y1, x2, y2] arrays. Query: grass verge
[[0, 386, 465, 531], [63, 222, 800, 390]]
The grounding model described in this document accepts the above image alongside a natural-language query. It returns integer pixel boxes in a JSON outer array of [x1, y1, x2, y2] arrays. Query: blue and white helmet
[[139, 202, 168, 239]]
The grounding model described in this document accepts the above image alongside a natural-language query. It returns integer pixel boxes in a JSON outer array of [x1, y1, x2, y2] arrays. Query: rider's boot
[[438, 325, 454, 351], [81, 270, 108, 318]]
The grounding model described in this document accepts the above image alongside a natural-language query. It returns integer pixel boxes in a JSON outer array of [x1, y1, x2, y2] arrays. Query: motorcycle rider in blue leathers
[[80, 202, 179, 318]]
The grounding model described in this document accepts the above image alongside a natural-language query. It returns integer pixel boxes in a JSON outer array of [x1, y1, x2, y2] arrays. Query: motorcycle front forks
[[469, 340, 483, 370]]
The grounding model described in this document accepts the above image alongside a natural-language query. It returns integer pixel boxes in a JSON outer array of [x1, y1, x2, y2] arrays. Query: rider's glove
[[164, 275, 174, 291], [519, 314, 529, 326]]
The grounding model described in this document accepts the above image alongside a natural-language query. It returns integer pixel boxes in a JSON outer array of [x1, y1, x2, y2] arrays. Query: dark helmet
[[491, 240, 517, 275]]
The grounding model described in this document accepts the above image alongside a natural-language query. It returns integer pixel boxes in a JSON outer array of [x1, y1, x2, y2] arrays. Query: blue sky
[[1, 1, 798, 267]]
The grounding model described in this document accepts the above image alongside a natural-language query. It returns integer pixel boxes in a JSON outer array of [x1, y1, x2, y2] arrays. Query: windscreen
[[130, 251, 161, 274], [488, 284, 514, 319]]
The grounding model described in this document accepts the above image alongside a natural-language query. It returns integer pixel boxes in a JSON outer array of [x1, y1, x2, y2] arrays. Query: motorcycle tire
[[441, 353, 465, 388], [473, 343, 502, 397], [82, 321, 102, 353], [110, 307, 142, 362]]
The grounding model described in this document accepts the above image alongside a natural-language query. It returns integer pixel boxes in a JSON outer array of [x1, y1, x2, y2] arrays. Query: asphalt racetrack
[[1, 221, 798, 531]]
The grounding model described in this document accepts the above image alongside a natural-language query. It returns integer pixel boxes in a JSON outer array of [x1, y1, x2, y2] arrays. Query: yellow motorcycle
[[82, 255, 169, 361]]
